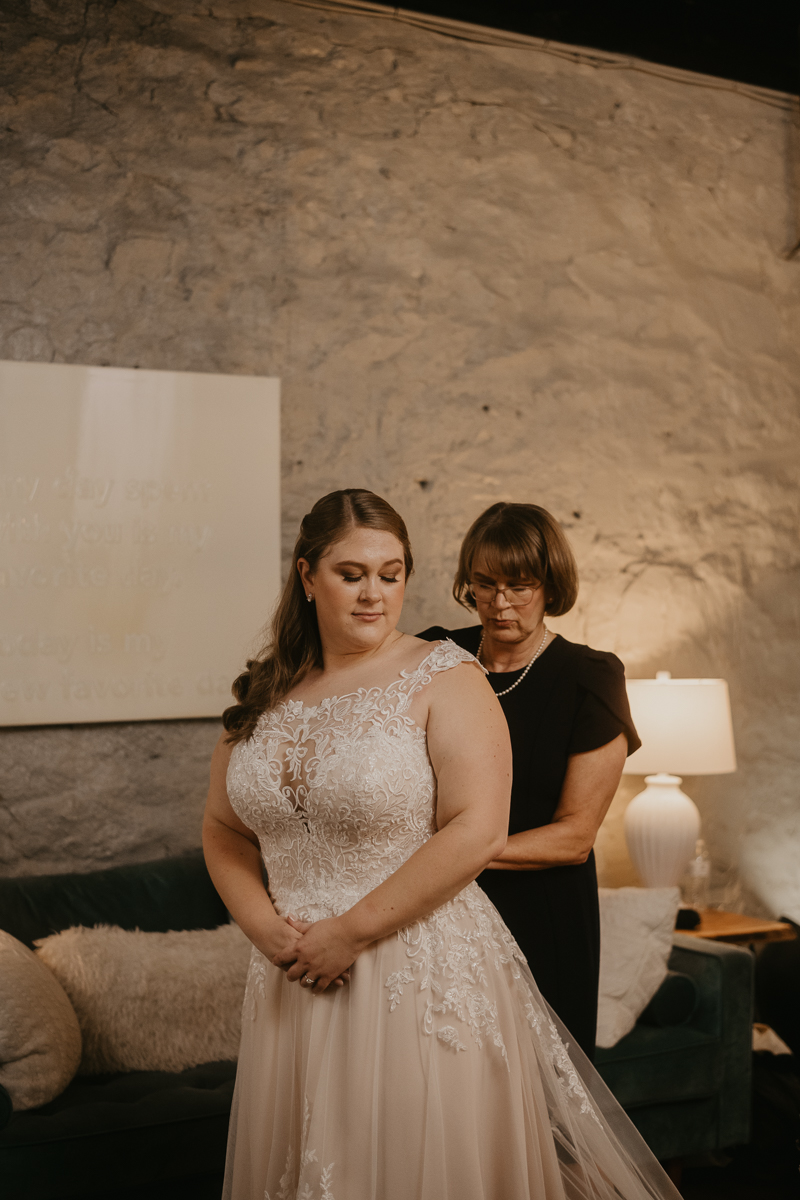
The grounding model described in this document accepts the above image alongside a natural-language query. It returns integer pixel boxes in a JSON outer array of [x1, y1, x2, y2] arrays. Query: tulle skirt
[[223, 885, 679, 1200]]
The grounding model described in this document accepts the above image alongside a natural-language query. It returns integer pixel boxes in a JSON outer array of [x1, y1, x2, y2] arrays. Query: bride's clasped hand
[[277, 916, 356, 993]]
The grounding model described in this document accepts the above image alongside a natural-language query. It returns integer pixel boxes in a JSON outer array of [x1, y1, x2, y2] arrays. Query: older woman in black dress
[[420, 502, 640, 1059]]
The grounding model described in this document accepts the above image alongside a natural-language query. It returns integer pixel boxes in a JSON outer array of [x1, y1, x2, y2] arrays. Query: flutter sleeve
[[567, 648, 642, 757]]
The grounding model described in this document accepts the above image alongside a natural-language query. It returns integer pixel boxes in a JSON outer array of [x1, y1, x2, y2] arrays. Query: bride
[[203, 488, 679, 1200]]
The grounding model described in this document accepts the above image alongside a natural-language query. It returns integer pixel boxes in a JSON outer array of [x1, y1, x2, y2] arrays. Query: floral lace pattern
[[266, 1097, 336, 1200], [229, 640, 596, 1117], [227, 642, 475, 929], [243, 946, 270, 1020], [524, 999, 600, 1122], [231, 642, 476, 1023], [392, 882, 525, 1060]]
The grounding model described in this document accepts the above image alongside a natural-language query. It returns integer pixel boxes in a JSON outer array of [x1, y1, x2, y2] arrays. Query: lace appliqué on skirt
[[388, 882, 601, 1121], [266, 1098, 336, 1200], [388, 883, 523, 1060], [243, 947, 270, 1021]]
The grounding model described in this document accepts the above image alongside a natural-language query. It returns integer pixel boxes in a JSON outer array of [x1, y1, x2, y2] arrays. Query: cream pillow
[[0, 929, 82, 1109], [35, 922, 252, 1074], [596, 887, 680, 1049]]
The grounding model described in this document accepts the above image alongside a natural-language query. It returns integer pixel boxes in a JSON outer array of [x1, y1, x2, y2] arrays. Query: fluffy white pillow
[[596, 887, 680, 1049], [35, 922, 252, 1074], [0, 929, 82, 1109]]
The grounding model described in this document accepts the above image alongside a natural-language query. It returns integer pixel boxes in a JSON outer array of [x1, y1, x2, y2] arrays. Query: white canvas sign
[[0, 361, 280, 725]]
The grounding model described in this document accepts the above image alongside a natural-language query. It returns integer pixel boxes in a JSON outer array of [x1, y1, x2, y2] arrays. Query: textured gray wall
[[0, 718, 220, 876], [1, 1, 799, 914]]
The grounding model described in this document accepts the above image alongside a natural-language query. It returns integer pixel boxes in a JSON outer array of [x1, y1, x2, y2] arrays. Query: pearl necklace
[[477, 628, 550, 697]]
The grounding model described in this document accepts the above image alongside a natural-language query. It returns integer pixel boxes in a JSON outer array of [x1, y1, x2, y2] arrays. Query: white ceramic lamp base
[[624, 773, 701, 888]]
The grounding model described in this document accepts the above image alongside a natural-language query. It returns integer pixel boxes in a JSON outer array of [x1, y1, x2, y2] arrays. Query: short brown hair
[[453, 502, 578, 617]]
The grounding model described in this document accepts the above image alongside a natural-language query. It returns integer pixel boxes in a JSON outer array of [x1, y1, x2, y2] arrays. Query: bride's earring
[[307, 594, 313, 603]]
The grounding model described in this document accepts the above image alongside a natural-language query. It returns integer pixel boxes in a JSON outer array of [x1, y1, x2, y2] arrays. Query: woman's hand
[[254, 913, 305, 965], [274, 916, 363, 994], [282, 917, 351, 989]]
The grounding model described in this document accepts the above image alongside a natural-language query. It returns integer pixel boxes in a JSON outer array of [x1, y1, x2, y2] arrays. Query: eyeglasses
[[469, 582, 539, 606]]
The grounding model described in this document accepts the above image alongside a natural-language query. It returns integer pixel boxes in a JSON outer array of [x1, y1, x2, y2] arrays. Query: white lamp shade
[[622, 676, 736, 776]]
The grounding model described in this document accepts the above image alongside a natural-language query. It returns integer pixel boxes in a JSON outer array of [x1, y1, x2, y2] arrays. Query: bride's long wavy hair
[[223, 488, 414, 744]]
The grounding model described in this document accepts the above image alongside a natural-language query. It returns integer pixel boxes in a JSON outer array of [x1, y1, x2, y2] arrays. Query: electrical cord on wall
[[282, 0, 797, 114]]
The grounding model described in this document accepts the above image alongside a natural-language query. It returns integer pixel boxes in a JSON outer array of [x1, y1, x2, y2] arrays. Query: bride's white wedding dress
[[224, 641, 679, 1200]]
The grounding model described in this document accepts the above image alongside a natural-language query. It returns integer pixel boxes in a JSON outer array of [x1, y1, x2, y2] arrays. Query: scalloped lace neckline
[[267, 641, 451, 720]]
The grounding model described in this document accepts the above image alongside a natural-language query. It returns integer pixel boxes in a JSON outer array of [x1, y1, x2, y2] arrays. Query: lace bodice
[[226, 640, 478, 921]]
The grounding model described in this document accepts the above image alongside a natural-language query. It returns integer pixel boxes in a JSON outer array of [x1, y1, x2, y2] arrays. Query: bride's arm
[[278, 661, 511, 992], [202, 736, 307, 966]]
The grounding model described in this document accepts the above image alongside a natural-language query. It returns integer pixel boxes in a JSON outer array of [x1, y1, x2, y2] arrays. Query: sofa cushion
[[596, 886, 680, 1048], [638, 970, 698, 1027], [0, 1061, 237, 1145], [0, 851, 228, 949], [36, 924, 251, 1074], [595, 1023, 722, 1108], [0, 930, 82, 1110], [627, 1096, 722, 1163], [0, 1061, 236, 1200]]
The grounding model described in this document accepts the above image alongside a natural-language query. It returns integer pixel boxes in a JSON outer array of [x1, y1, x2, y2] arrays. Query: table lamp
[[622, 673, 737, 888]]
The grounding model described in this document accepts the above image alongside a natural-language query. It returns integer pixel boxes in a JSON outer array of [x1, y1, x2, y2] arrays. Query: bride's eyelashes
[[341, 574, 400, 584]]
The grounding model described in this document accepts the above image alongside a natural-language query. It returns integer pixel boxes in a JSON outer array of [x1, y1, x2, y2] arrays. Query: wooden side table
[[680, 909, 796, 947]]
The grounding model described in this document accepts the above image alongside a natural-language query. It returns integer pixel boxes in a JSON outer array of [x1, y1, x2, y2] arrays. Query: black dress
[[418, 626, 641, 1059]]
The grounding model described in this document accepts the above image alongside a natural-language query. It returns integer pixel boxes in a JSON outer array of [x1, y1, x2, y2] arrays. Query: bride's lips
[[353, 612, 382, 621]]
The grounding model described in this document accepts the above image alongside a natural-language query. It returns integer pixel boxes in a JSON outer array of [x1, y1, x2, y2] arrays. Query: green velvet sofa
[[0, 851, 236, 1200], [596, 933, 754, 1161], [0, 853, 754, 1198]]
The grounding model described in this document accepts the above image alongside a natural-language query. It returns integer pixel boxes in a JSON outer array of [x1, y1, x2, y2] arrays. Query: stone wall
[[0, 718, 220, 876], [1, 1, 798, 913]]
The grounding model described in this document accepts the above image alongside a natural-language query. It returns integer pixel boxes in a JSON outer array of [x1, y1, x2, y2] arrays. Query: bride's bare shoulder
[[397, 633, 438, 663], [424, 656, 508, 751]]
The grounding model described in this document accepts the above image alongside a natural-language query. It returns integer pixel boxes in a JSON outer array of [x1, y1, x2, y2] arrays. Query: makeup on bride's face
[[300, 528, 407, 650]]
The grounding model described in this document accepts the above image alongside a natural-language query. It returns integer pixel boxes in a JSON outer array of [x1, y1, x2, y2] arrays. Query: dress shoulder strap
[[395, 640, 485, 707], [390, 639, 485, 713]]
